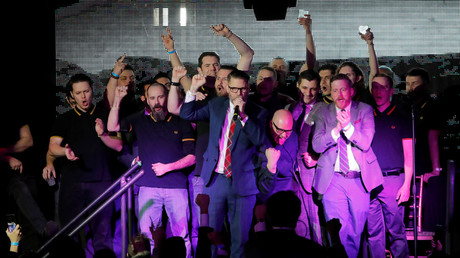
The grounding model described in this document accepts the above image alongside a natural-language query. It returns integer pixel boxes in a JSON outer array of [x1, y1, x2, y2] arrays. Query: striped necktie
[[338, 131, 349, 173]]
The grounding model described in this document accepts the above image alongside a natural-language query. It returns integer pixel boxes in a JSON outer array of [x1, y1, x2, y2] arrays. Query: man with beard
[[287, 69, 325, 244], [47, 74, 122, 252], [180, 70, 273, 258], [107, 83, 196, 257], [249, 66, 295, 118], [312, 74, 383, 258]]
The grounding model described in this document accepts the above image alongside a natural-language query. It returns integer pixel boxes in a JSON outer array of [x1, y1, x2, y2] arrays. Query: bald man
[[257, 109, 298, 203]]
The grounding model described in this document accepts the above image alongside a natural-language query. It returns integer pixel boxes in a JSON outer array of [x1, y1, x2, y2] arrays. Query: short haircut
[[373, 73, 394, 89], [269, 57, 288, 67], [146, 82, 168, 97], [297, 69, 320, 88], [66, 73, 93, 92], [406, 67, 430, 86], [318, 63, 338, 74], [198, 52, 220, 68], [124, 64, 135, 73], [153, 71, 170, 82], [219, 65, 237, 73], [227, 69, 250, 85], [137, 79, 157, 96], [337, 61, 365, 89], [330, 73, 353, 88], [266, 191, 301, 229], [258, 66, 278, 81]]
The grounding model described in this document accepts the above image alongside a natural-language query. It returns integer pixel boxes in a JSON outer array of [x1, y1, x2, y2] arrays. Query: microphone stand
[[411, 103, 418, 258]]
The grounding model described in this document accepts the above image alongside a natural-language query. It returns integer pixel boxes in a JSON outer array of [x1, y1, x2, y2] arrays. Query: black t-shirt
[[121, 112, 195, 188], [372, 104, 412, 171], [50, 104, 115, 182], [398, 95, 443, 174]]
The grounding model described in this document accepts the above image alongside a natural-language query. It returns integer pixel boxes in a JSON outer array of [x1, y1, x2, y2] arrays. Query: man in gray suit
[[312, 74, 383, 258]]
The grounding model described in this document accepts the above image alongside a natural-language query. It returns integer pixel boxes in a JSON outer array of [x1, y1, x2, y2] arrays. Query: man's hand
[[210, 24, 233, 38], [161, 27, 175, 52], [195, 193, 210, 214], [423, 169, 441, 183], [8, 157, 23, 173], [172, 66, 187, 83], [232, 96, 247, 119], [302, 152, 318, 168], [95, 118, 106, 137], [64, 144, 79, 161], [42, 165, 56, 181], [396, 183, 411, 204], [113, 53, 127, 76], [336, 109, 351, 129], [115, 85, 128, 100], [265, 147, 280, 173], [190, 74, 206, 94], [360, 28, 374, 45], [152, 162, 170, 177], [298, 14, 312, 33], [196, 92, 208, 101]]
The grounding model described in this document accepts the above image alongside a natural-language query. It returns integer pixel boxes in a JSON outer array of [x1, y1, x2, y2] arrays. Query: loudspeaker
[[244, 0, 297, 21]]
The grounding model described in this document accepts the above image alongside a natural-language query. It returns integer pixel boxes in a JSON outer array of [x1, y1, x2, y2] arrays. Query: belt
[[382, 168, 403, 177], [336, 171, 361, 179]]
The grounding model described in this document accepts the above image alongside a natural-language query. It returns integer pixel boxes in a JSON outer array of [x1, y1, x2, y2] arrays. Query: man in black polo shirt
[[367, 73, 412, 258], [48, 74, 122, 252], [108, 82, 195, 258]]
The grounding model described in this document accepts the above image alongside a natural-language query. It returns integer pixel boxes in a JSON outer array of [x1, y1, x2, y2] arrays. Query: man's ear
[[197, 67, 203, 75], [356, 75, 363, 83]]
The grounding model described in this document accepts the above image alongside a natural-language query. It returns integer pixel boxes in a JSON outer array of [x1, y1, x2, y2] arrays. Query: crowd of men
[[2, 14, 454, 258]]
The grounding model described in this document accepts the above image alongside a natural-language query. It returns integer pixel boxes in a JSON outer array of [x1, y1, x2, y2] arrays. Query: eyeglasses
[[272, 122, 293, 136], [228, 86, 249, 94]]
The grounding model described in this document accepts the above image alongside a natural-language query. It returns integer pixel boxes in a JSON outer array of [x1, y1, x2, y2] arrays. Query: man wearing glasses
[[257, 109, 297, 204], [180, 69, 273, 258]]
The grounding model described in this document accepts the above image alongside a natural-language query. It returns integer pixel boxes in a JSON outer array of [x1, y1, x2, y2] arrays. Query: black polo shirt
[[50, 104, 114, 182], [122, 111, 195, 188], [371, 104, 411, 171]]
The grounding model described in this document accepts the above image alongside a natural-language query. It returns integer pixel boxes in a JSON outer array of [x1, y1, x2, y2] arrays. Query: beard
[[151, 104, 166, 121]]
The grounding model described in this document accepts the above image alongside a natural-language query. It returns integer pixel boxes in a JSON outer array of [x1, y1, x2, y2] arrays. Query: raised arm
[[105, 54, 127, 107], [210, 24, 254, 72], [161, 28, 192, 91], [107, 86, 128, 132], [167, 66, 188, 115], [360, 28, 378, 89], [298, 14, 316, 73]]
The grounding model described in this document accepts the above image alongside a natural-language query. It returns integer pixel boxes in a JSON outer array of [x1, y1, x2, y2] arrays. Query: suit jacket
[[288, 100, 326, 193], [180, 96, 270, 196], [311, 101, 383, 194]]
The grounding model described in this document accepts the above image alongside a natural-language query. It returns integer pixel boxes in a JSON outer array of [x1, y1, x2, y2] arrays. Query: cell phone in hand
[[7, 214, 16, 233], [358, 25, 369, 35], [298, 9, 309, 18]]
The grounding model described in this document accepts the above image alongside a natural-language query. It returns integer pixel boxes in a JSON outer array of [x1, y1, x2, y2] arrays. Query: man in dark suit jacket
[[288, 69, 326, 244], [312, 74, 383, 258], [180, 70, 274, 258]]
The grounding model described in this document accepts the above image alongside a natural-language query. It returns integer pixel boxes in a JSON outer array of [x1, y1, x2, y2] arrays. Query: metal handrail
[[36, 161, 143, 257]]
